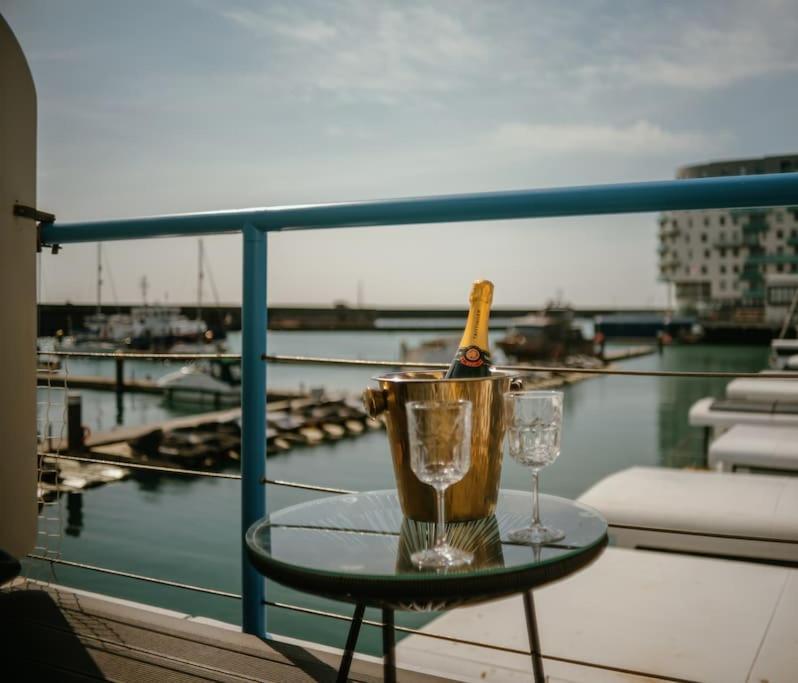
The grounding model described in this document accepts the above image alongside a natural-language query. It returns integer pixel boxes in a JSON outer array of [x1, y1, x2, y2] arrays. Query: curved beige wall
[[0, 15, 37, 558]]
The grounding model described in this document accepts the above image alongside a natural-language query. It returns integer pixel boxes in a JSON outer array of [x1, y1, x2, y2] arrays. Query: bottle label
[[460, 345, 488, 368]]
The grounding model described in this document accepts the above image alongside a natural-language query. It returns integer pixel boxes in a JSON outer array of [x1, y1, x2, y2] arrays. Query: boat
[[71, 239, 225, 352], [157, 358, 241, 405], [595, 312, 699, 342], [496, 302, 596, 363], [769, 338, 798, 370], [399, 337, 459, 365]]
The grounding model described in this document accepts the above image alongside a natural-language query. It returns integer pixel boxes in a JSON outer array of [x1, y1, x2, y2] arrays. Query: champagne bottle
[[444, 280, 494, 379]]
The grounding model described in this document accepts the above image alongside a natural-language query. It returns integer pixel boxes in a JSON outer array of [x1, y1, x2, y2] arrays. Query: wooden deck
[[1, 583, 447, 682]]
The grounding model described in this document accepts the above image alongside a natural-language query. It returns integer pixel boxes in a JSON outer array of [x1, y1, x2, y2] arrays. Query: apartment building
[[658, 154, 798, 313]]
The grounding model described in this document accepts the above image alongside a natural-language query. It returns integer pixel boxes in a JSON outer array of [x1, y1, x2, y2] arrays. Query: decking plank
[[1, 585, 446, 682]]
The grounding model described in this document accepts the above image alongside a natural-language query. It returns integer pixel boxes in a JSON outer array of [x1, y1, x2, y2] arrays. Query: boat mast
[[96, 243, 103, 315], [197, 239, 204, 321], [140, 275, 149, 306]]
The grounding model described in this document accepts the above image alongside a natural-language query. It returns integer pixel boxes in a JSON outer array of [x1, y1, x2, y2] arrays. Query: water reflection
[[65, 492, 84, 537], [396, 515, 504, 574], [656, 345, 768, 468]]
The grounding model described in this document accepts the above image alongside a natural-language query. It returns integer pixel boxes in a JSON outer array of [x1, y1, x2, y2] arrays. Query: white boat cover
[[708, 424, 798, 472], [398, 546, 798, 682], [577, 466, 798, 563], [726, 376, 798, 402], [688, 396, 798, 428]]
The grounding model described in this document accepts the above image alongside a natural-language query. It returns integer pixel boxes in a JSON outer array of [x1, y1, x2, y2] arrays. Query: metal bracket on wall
[[13, 204, 60, 254]]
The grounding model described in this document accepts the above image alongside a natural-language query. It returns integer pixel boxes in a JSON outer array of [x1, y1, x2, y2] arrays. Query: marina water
[[32, 329, 768, 656]]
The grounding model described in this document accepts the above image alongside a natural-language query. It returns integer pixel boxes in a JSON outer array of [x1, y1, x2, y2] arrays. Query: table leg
[[523, 590, 545, 683], [336, 603, 365, 683], [382, 607, 396, 683]]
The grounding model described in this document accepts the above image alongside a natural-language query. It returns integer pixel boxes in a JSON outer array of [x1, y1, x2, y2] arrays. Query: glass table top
[[246, 490, 607, 584]]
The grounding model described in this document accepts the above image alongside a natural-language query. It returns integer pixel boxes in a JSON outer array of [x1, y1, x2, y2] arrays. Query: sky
[[4, 0, 798, 307]]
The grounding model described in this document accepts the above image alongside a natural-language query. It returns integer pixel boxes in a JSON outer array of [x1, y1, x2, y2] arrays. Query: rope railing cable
[[36, 349, 798, 379], [19, 553, 694, 682], [43, 452, 355, 493], [40, 452, 798, 544], [263, 354, 798, 379], [261, 600, 696, 683], [39, 350, 240, 360], [25, 554, 241, 599]]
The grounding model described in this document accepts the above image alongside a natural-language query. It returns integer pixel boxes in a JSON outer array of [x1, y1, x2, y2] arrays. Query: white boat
[[769, 338, 798, 370], [157, 360, 240, 405]]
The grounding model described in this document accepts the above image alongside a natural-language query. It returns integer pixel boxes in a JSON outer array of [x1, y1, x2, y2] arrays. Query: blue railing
[[40, 171, 798, 636]]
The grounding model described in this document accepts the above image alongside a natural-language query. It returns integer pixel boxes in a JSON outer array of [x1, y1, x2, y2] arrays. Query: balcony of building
[[6, 15, 798, 683], [739, 210, 770, 235]]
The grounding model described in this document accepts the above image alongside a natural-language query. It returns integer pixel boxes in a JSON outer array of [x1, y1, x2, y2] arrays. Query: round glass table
[[246, 489, 608, 682]]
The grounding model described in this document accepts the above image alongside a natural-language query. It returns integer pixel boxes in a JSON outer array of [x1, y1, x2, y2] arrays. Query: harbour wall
[[38, 303, 667, 335]]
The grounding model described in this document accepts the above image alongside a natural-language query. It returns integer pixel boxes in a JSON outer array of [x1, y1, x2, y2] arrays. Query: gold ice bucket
[[363, 369, 521, 522]]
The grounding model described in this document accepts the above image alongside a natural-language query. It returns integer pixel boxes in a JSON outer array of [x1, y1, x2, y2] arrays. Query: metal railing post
[[241, 223, 267, 636]]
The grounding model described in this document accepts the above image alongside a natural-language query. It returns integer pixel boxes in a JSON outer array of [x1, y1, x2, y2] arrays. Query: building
[[658, 154, 798, 315]]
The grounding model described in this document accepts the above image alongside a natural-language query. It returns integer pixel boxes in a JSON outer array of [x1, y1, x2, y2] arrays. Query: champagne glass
[[406, 399, 473, 569], [504, 391, 565, 544]]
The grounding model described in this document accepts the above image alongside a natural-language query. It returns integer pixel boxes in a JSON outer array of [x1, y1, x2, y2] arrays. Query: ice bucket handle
[[363, 377, 524, 418], [362, 387, 387, 418]]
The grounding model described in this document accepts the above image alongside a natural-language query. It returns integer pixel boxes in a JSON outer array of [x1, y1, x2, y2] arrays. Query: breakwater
[[38, 303, 667, 335]]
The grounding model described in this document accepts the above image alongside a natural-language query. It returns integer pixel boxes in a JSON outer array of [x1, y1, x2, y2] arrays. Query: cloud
[[488, 120, 729, 156], [213, 0, 798, 105], [217, 3, 488, 98]]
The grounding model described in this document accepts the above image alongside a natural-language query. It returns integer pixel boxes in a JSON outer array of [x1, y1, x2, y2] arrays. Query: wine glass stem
[[434, 487, 447, 549], [531, 470, 541, 528]]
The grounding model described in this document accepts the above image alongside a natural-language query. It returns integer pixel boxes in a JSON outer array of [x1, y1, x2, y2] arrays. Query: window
[[684, 267, 690, 275], [777, 246, 784, 254], [720, 216, 726, 226], [719, 280, 726, 291], [720, 265, 727, 274], [685, 234, 690, 243], [733, 264, 740, 273], [769, 286, 798, 305], [688, 218, 693, 228], [732, 248, 739, 257], [776, 212, 784, 223], [720, 248, 726, 258], [704, 217, 710, 227], [701, 233, 707, 243], [777, 229, 784, 239], [701, 265, 707, 274], [672, 220, 678, 229], [704, 249, 710, 258], [731, 215, 738, 225], [688, 249, 693, 259], [777, 264, 784, 273]]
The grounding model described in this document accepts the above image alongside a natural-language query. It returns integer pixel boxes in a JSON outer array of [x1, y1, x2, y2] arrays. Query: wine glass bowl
[[406, 399, 474, 568], [504, 391, 565, 545]]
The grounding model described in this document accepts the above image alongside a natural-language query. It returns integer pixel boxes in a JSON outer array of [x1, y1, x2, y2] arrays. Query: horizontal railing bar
[[608, 522, 798, 545], [41, 173, 798, 244], [263, 353, 798, 379], [37, 458, 798, 541], [258, 477, 356, 494], [40, 452, 798, 543], [39, 350, 240, 360], [44, 453, 241, 479], [44, 453, 352, 493], [26, 554, 241, 599], [38, 348, 798, 379], [264, 600, 696, 683]]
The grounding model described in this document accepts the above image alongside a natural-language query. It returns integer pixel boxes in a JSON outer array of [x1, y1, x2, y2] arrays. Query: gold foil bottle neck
[[469, 280, 494, 305]]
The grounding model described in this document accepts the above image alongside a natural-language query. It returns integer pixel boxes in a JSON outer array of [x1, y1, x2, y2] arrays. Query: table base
[[335, 592, 545, 683]]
